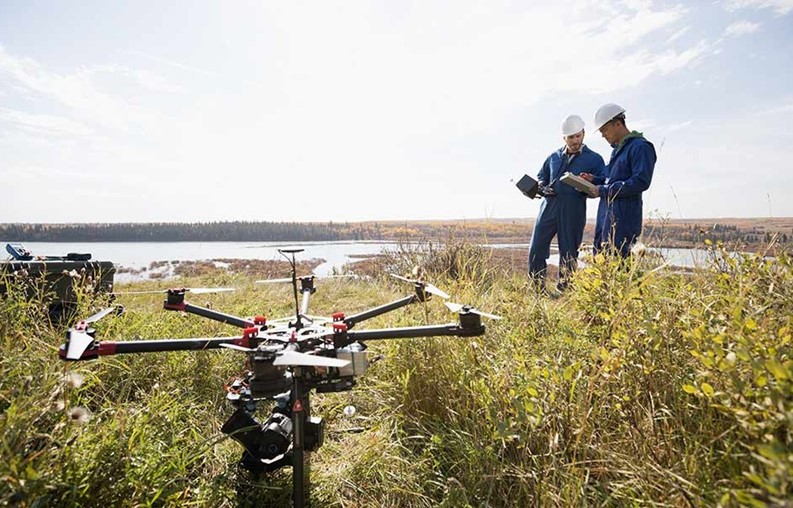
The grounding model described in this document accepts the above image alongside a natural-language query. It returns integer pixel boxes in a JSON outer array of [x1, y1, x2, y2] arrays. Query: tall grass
[[1, 241, 790, 507]]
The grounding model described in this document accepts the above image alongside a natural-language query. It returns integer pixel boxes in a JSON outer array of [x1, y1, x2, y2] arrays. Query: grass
[[1, 240, 791, 507]]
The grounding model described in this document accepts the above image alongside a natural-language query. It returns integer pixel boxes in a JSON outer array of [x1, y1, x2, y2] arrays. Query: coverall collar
[[611, 131, 644, 154], [559, 143, 587, 156]]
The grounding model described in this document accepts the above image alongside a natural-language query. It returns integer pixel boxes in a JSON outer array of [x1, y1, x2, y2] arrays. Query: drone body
[[58, 249, 493, 507]]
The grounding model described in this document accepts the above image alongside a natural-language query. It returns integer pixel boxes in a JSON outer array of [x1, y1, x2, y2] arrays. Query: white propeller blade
[[83, 306, 119, 324], [116, 287, 235, 295], [445, 301, 502, 320], [66, 331, 95, 360], [273, 350, 350, 368], [445, 302, 464, 313], [471, 309, 503, 320], [389, 273, 414, 283], [255, 274, 356, 284], [219, 343, 255, 352], [424, 283, 450, 299], [188, 287, 236, 294], [389, 274, 450, 299]]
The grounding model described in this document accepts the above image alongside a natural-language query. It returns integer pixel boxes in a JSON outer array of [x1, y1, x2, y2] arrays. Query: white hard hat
[[561, 115, 585, 136], [594, 103, 626, 130]]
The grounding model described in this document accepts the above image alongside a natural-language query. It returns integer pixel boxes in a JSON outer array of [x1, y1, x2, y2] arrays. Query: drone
[[58, 248, 499, 507]]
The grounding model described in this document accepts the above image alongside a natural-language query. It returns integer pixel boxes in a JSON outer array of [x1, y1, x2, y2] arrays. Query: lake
[[3, 241, 712, 282]]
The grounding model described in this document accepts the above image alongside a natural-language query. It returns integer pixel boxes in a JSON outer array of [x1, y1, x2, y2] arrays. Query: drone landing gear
[[223, 370, 324, 508]]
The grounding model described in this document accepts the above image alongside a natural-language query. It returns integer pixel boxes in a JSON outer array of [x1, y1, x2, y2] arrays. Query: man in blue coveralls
[[529, 115, 605, 292], [581, 104, 657, 256]]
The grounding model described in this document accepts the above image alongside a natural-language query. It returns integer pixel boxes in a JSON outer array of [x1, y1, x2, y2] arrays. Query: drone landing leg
[[292, 367, 309, 508]]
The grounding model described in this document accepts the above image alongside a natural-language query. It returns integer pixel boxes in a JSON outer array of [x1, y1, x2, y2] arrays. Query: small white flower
[[69, 406, 92, 425], [726, 351, 737, 364], [62, 371, 85, 389], [631, 241, 647, 257]]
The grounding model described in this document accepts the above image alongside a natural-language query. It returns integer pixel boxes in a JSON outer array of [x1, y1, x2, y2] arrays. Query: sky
[[1, 0, 792, 223]]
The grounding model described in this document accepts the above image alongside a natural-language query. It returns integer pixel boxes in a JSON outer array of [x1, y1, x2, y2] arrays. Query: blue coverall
[[593, 132, 657, 256], [529, 145, 605, 290]]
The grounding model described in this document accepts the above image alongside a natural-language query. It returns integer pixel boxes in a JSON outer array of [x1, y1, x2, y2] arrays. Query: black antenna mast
[[279, 248, 304, 329]]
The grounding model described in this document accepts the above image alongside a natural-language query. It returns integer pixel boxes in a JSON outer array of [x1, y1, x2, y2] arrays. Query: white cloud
[[0, 107, 94, 137], [0, 44, 174, 133], [666, 26, 692, 43], [754, 98, 793, 115], [80, 64, 183, 93], [723, 20, 761, 37], [122, 50, 223, 78], [663, 120, 693, 133], [724, 0, 793, 15]]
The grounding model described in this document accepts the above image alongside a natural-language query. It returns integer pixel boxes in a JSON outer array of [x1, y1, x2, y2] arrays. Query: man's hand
[[587, 185, 600, 198], [539, 185, 556, 197], [579, 172, 595, 182]]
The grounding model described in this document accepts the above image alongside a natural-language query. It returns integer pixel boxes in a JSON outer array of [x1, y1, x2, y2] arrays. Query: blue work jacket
[[537, 145, 605, 200], [594, 134, 657, 254]]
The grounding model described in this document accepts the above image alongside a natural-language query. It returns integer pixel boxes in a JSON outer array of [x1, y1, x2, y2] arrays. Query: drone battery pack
[[516, 174, 539, 199], [337, 347, 368, 377], [560, 172, 597, 193]]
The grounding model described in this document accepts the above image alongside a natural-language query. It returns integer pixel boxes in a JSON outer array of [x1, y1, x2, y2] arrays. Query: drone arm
[[164, 299, 254, 328], [343, 294, 417, 329], [59, 336, 244, 360], [334, 322, 485, 348], [101, 337, 241, 354]]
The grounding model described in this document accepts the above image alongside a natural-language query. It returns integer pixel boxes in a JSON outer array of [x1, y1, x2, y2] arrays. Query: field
[[1, 241, 791, 507]]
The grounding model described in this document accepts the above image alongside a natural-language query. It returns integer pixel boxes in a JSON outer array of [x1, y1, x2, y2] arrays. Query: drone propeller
[[445, 301, 502, 320], [389, 274, 450, 299], [115, 287, 236, 295], [65, 331, 95, 360], [82, 305, 124, 324], [254, 274, 357, 284], [273, 350, 350, 368], [254, 277, 293, 284], [219, 343, 256, 352]]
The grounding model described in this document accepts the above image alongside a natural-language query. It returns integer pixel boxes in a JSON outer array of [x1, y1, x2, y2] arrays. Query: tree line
[[2, 220, 790, 248], [0, 220, 534, 243], [0, 222, 380, 242]]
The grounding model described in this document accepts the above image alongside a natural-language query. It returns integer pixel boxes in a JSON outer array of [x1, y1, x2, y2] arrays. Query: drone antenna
[[278, 248, 304, 328]]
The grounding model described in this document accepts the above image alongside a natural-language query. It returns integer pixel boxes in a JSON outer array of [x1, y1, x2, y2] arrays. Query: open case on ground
[[1, 243, 115, 320]]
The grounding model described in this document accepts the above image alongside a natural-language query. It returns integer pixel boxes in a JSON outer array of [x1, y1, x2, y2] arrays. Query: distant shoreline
[[2, 218, 791, 251]]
